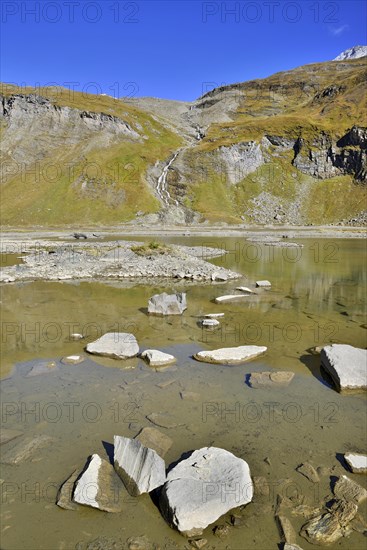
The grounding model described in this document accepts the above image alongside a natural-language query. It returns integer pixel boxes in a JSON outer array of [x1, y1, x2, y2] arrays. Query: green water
[[0, 237, 366, 549]]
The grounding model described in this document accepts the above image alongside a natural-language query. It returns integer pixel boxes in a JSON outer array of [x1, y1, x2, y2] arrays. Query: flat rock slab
[[159, 447, 253, 536], [276, 515, 297, 544], [114, 435, 166, 496], [140, 350, 176, 367], [86, 332, 139, 359], [320, 344, 367, 391], [215, 294, 251, 303], [61, 355, 85, 365], [256, 280, 271, 287], [333, 475, 367, 504], [180, 391, 201, 401], [296, 463, 320, 483], [135, 427, 172, 458], [201, 319, 220, 328], [148, 292, 187, 315], [1, 435, 54, 465], [194, 345, 267, 365], [73, 454, 125, 512], [147, 412, 184, 429], [26, 361, 57, 377], [0, 429, 23, 446], [204, 313, 224, 318], [344, 453, 367, 474], [57, 469, 81, 510], [236, 286, 254, 293], [249, 371, 294, 388]]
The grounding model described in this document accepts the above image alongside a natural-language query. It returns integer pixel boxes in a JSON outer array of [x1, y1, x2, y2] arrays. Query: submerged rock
[[249, 371, 294, 388], [236, 286, 254, 293], [73, 454, 125, 512], [61, 355, 85, 365], [333, 475, 367, 504], [86, 332, 139, 359], [140, 349, 176, 367], [147, 412, 183, 429], [25, 360, 57, 377], [320, 344, 367, 391], [135, 427, 172, 458], [194, 345, 267, 365], [344, 453, 367, 474], [276, 515, 297, 543], [148, 292, 187, 315], [159, 447, 253, 536], [296, 463, 320, 484], [0, 429, 23, 446], [114, 435, 166, 496], [1, 435, 54, 465]]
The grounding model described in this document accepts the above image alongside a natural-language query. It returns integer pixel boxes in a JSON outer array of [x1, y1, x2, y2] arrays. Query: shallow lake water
[[0, 237, 366, 549]]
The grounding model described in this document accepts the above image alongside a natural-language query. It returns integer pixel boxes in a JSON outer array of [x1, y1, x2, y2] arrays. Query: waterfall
[[156, 151, 180, 205]]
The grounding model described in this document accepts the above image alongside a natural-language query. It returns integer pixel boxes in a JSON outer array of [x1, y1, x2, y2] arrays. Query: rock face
[[219, 141, 265, 183], [320, 344, 367, 391], [86, 332, 139, 359], [159, 447, 253, 536], [140, 349, 176, 367], [73, 454, 125, 512], [344, 453, 367, 474], [114, 436, 166, 496], [148, 292, 187, 315], [194, 345, 267, 365]]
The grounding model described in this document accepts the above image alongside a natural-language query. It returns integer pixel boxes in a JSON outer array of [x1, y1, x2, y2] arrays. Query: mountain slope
[[1, 54, 366, 226]]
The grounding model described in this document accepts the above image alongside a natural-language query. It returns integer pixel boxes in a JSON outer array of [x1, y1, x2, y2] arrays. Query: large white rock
[[73, 454, 125, 512], [215, 294, 251, 303], [86, 332, 139, 359], [344, 453, 367, 474], [140, 349, 176, 367], [160, 447, 253, 536], [114, 435, 166, 496], [320, 344, 367, 391], [194, 345, 267, 365], [148, 292, 187, 315]]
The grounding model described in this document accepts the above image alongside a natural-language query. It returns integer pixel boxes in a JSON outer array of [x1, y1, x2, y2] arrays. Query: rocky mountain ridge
[[1, 51, 366, 226]]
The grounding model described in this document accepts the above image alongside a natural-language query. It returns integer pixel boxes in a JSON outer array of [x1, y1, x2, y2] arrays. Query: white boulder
[[159, 447, 253, 536], [194, 345, 267, 365], [320, 344, 367, 391], [140, 349, 176, 367], [86, 332, 139, 359], [148, 292, 187, 315]]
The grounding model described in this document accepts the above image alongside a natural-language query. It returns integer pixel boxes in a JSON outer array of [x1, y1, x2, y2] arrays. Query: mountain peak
[[333, 45, 367, 61]]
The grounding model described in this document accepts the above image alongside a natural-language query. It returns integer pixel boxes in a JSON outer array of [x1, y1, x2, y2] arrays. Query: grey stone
[[135, 427, 172, 458], [159, 447, 253, 536], [57, 469, 81, 510], [61, 355, 85, 365], [276, 515, 297, 543], [26, 360, 57, 377], [249, 371, 294, 388], [147, 412, 183, 429], [321, 344, 367, 391], [204, 313, 225, 318], [255, 280, 271, 287], [148, 292, 187, 315], [194, 345, 267, 365], [73, 454, 125, 512], [215, 294, 251, 303], [114, 435, 166, 496], [86, 332, 139, 359], [201, 319, 220, 328], [140, 349, 176, 367], [296, 463, 320, 483], [1, 435, 54, 465]]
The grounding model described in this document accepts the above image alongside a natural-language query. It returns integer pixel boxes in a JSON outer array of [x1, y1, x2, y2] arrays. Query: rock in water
[[135, 427, 173, 458], [0, 429, 23, 446], [300, 500, 357, 545], [296, 463, 320, 483], [73, 454, 125, 512], [320, 344, 367, 391], [86, 332, 139, 359], [193, 345, 267, 365], [214, 294, 251, 303], [201, 319, 220, 328], [1, 435, 54, 465], [333, 475, 367, 504], [249, 371, 294, 388], [255, 280, 271, 287], [159, 447, 253, 536], [344, 453, 367, 474], [114, 436, 166, 496], [148, 292, 187, 315], [140, 350, 176, 367], [57, 469, 81, 510]]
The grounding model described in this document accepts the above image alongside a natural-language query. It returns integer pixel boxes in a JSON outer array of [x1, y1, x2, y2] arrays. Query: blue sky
[[1, 0, 366, 101]]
